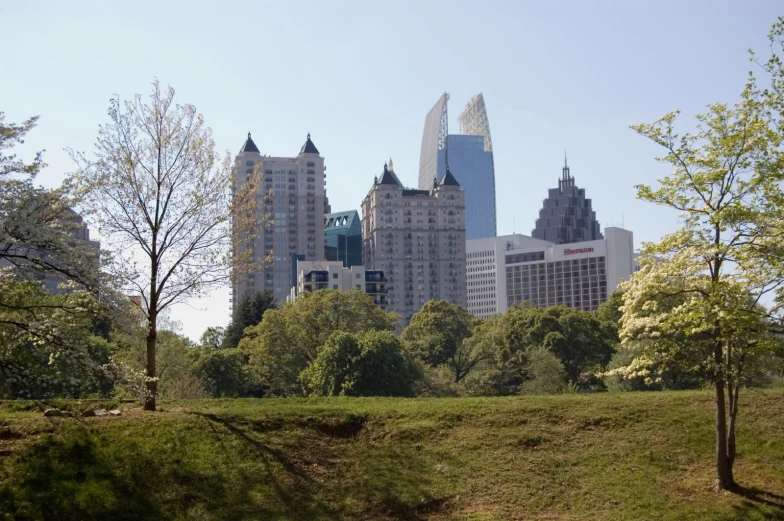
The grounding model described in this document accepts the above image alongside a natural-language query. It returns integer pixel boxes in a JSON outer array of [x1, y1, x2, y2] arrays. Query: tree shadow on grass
[[192, 411, 451, 521], [192, 411, 340, 520], [0, 423, 310, 521], [718, 486, 784, 521]]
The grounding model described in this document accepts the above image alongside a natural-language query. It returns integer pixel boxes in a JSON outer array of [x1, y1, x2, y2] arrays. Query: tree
[[620, 23, 784, 489], [240, 289, 399, 395], [519, 346, 572, 395], [71, 80, 259, 410], [505, 305, 614, 388], [195, 348, 251, 397], [0, 279, 117, 398], [461, 314, 527, 396], [299, 330, 417, 397], [222, 290, 275, 349], [1, 112, 100, 296], [402, 300, 483, 383], [199, 326, 225, 350]]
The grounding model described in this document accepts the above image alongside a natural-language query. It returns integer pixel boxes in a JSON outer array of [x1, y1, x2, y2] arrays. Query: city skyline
[[3, 1, 780, 339]]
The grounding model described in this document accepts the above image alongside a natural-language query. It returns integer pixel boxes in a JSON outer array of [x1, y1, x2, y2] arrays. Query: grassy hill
[[1, 390, 783, 521]]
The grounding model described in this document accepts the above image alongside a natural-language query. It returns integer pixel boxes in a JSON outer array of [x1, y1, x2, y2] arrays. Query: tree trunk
[[714, 344, 735, 490], [144, 308, 158, 411]]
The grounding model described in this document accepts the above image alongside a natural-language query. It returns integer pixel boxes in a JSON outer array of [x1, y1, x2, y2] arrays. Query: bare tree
[[72, 80, 259, 410]]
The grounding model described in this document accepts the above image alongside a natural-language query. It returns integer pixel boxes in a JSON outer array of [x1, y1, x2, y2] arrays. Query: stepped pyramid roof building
[[532, 156, 603, 244]]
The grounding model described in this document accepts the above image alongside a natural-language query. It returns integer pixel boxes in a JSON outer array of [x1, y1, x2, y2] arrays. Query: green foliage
[[194, 348, 252, 398], [198, 326, 225, 350], [505, 304, 615, 388], [402, 300, 482, 383], [519, 346, 573, 395], [618, 20, 784, 488], [461, 314, 526, 396], [110, 325, 206, 400], [222, 291, 275, 349], [300, 331, 417, 397], [0, 279, 117, 398], [240, 289, 400, 395]]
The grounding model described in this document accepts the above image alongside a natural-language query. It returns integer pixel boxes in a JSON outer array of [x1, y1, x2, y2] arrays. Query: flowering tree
[[619, 24, 784, 489], [72, 80, 260, 410], [1, 112, 99, 290], [0, 113, 112, 397]]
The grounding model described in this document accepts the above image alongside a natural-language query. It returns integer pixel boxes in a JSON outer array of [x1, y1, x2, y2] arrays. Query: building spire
[[388, 157, 394, 172], [562, 151, 571, 182]]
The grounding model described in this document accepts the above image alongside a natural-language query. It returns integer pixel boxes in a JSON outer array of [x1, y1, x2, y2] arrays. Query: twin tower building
[[232, 93, 633, 324]]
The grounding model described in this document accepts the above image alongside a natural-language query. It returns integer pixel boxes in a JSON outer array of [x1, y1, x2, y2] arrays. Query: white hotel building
[[466, 227, 634, 318]]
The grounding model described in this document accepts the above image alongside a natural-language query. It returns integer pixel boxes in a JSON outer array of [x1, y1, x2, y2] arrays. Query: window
[[333, 284, 338, 289], [332, 273, 338, 279], [356, 284, 361, 289], [355, 273, 361, 279]]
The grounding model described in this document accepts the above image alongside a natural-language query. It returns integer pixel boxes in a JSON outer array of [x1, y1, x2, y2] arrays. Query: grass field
[[0, 390, 782, 520]]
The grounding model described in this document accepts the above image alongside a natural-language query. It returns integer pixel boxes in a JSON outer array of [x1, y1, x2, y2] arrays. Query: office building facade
[[418, 93, 497, 240], [324, 210, 362, 267], [466, 228, 634, 318], [532, 158, 603, 244], [362, 163, 466, 324], [231, 133, 330, 307], [289, 260, 387, 308]]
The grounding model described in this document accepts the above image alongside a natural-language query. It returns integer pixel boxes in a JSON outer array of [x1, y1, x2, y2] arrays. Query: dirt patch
[[0, 427, 22, 440], [577, 416, 611, 430], [307, 414, 366, 439]]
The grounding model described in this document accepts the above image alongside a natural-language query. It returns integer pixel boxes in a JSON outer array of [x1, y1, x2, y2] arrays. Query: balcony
[[304, 272, 329, 283]]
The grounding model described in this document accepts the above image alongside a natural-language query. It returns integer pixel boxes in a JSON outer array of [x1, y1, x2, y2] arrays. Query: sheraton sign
[[563, 247, 594, 256]]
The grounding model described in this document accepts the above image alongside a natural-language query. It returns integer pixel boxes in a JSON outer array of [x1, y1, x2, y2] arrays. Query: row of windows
[[506, 251, 545, 264]]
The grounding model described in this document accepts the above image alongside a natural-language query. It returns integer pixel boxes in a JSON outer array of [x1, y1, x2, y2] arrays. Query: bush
[[519, 346, 572, 395]]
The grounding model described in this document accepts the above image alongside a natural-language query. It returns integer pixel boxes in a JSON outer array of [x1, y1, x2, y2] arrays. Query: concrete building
[[418, 93, 497, 240], [290, 260, 387, 308], [231, 133, 330, 307], [532, 157, 603, 244], [466, 228, 635, 318], [362, 162, 466, 324], [324, 210, 362, 267]]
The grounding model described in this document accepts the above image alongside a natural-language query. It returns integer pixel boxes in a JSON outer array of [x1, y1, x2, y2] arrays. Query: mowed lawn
[[0, 390, 782, 521]]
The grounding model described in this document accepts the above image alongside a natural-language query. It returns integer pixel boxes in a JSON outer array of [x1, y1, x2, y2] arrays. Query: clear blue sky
[[2, 1, 781, 340]]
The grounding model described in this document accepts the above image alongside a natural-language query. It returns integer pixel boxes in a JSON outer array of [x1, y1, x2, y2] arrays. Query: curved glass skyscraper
[[418, 93, 497, 240]]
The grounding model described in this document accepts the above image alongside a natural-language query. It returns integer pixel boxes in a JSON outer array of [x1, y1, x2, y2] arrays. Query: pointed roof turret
[[438, 166, 460, 187], [300, 132, 320, 155], [378, 162, 401, 186], [241, 132, 260, 153]]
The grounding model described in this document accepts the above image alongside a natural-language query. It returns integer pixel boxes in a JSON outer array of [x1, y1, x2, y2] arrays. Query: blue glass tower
[[419, 93, 497, 240], [436, 135, 496, 240]]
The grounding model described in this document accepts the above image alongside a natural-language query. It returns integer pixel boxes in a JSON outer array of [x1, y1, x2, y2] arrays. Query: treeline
[[8, 285, 777, 401]]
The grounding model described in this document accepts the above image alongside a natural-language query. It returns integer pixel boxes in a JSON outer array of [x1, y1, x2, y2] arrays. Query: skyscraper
[[324, 210, 362, 267], [231, 133, 330, 307], [418, 93, 497, 240], [362, 163, 466, 324], [532, 157, 603, 244]]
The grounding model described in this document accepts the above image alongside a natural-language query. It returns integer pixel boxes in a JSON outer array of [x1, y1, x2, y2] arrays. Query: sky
[[2, 1, 781, 341]]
